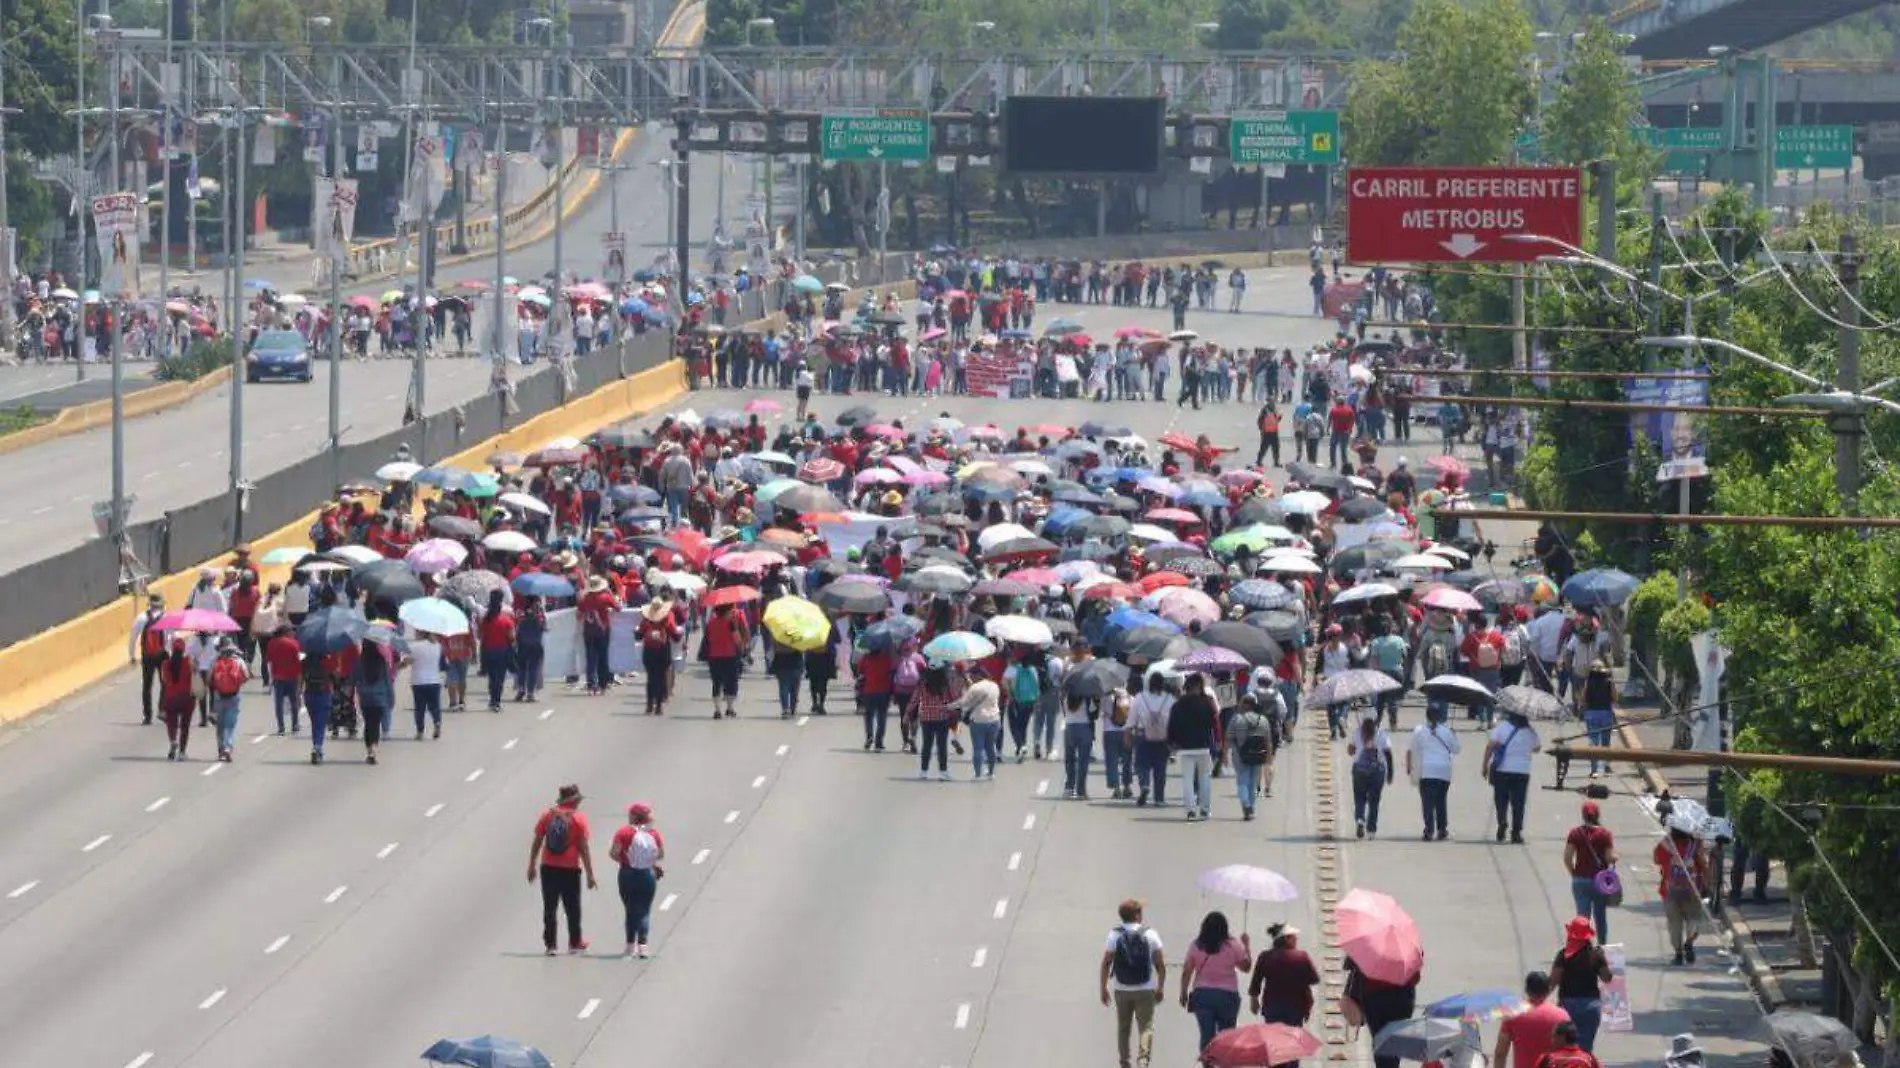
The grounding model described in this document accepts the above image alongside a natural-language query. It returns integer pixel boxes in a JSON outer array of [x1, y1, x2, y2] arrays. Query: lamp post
[[0, 39, 18, 355], [745, 17, 776, 277]]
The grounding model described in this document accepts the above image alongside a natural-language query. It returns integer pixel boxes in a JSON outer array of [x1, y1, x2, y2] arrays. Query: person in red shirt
[[528, 784, 597, 955], [1494, 971, 1573, 1068], [635, 597, 682, 715], [158, 637, 198, 761], [608, 802, 667, 958], [477, 589, 517, 712], [264, 625, 303, 735], [703, 602, 750, 719], [856, 645, 895, 749], [1327, 398, 1358, 470], [1563, 801, 1619, 940], [578, 575, 622, 696]]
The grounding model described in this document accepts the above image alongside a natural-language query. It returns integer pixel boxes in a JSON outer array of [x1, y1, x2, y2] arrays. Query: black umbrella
[[985, 536, 1059, 561], [1473, 579, 1531, 607], [1100, 492, 1141, 513], [1062, 542, 1117, 562], [1329, 541, 1410, 574], [1199, 620, 1283, 666], [619, 505, 669, 524], [807, 558, 869, 582], [1161, 555, 1225, 577], [835, 405, 877, 427], [297, 605, 370, 656], [898, 569, 972, 595], [909, 545, 971, 569], [1419, 673, 1496, 706], [428, 515, 482, 539], [1144, 543, 1207, 563], [609, 483, 661, 506], [858, 615, 925, 652], [1112, 626, 1196, 662], [1306, 471, 1352, 493], [1232, 498, 1286, 526], [594, 427, 654, 449], [1071, 514, 1130, 539], [356, 559, 426, 606], [813, 580, 891, 614], [1064, 659, 1130, 698], [1247, 609, 1307, 643], [912, 493, 964, 516], [1338, 496, 1388, 522], [1286, 462, 1326, 484], [772, 484, 844, 515], [1079, 421, 1130, 437]]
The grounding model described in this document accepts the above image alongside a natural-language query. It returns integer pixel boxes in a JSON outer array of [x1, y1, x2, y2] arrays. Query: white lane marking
[[324, 884, 349, 904], [796, 715, 809, 726], [750, 775, 766, 789], [971, 946, 988, 968], [30, 505, 51, 515], [177, 460, 192, 469], [145, 796, 170, 813], [723, 810, 739, 824], [424, 803, 445, 818], [578, 997, 601, 1019], [198, 988, 227, 1010], [251, 733, 269, 745], [1021, 813, 1036, 831], [465, 768, 484, 782], [376, 842, 399, 860], [7, 880, 39, 899], [1007, 851, 1022, 871], [124, 1053, 155, 1068], [1035, 779, 1049, 796], [201, 763, 222, 777], [954, 1003, 971, 1029], [658, 893, 679, 911], [82, 834, 112, 853], [993, 897, 1009, 920], [538, 708, 554, 720], [502, 737, 519, 751], [141, 470, 160, 481], [691, 848, 710, 865], [264, 935, 290, 954], [774, 744, 790, 757]]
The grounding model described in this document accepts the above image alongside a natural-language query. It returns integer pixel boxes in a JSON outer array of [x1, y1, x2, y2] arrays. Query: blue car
[[246, 329, 312, 383]]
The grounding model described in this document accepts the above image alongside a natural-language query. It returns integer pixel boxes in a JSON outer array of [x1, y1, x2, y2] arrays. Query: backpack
[[1501, 628, 1528, 667], [1238, 725, 1274, 767], [1472, 637, 1503, 671], [1421, 637, 1453, 679], [894, 653, 921, 691], [1011, 663, 1043, 706], [211, 657, 245, 698], [544, 808, 574, 856], [1111, 926, 1155, 986], [1352, 737, 1385, 775], [1666, 842, 1702, 903]]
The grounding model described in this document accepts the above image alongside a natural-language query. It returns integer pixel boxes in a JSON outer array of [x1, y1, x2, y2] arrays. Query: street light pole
[[1834, 232, 1861, 514], [107, 25, 126, 549], [74, 7, 88, 384], [0, 48, 15, 354], [327, 58, 345, 492], [549, 15, 566, 294]]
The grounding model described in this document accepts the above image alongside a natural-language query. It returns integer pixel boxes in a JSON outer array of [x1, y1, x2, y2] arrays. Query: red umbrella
[[712, 551, 783, 575], [1025, 423, 1071, 437], [1205, 1024, 1324, 1068], [1135, 571, 1191, 593], [704, 585, 761, 608], [1082, 581, 1142, 601], [1145, 507, 1201, 524], [670, 529, 713, 569], [1423, 455, 1470, 478], [526, 446, 588, 467], [1337, 888, 1424, 984], [1158, 432, 1203, 452], [799, 457, 846, 483]]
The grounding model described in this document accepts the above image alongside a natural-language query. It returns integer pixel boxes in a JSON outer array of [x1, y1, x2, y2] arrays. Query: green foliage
[[1540, 19, 1646, 169], [1652, 595, 1707, 681], [155, 338, 235, 382], [1342, 0, 1534, 167], [1624, 572, 1677, 653], [0, 404, 50, 436]]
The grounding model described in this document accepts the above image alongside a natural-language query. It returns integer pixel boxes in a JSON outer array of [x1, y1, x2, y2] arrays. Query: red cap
[[1581, 801, 1600, 819], [628, 802, 653, 821]]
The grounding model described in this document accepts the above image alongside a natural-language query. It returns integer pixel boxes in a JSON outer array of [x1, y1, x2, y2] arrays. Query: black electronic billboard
[[1000, 96, 1166, 176]]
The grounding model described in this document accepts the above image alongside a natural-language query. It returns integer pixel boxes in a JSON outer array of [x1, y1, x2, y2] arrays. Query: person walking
[[1653, 824, 1710, 965], [636, 596, 681, 715], [1100, 899, 1167, 1068], [355, 635, 398, 766], [157, 637, 197, 761], [477, 589, 517, 713], [1576, 660, 1617, 778], [1180, 910, 1252, 1058], [1254, 404, 1282, 467], [1345, 955, 1420, 1068], [1482, 711, 1542, 843], [208, 638, 250, 763], [133, 593, 168, 725], [1169, 674, 1219, 821], [1494, 972, 1572, 1068], [807, 619, 841, 716], [857, 641, 896, 747], [1532, 1020, 1602, 1068], [528, 783, 598, 956], [578, 577, 620, 696], [1129, 673, 1173, 807], [910, 663, 963, 780], [1227, 692, 1278, 821], [956, 667, 1003, 780], [1563, 801, 1619, 940], [1406, 705, 1460, 841], [1548, 917, 1613, 1053], [302, 644, 334, 765], [514, 594, 548, 703], [1347, 715, 1393, 839], [607, 802, 665, 959], [1060, 691, 1096, 799], [409, 633, 444, 740], [769, 629, 806, 720], [264, 623, 303, 735], [702, 601, 749, 719], [1248, 923, 1320, 1040]]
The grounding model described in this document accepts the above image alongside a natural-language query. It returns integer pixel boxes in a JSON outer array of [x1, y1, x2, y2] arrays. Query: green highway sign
[[1514, 130, 1543, 162], [1776, 124, 1855, 169], [1645, 127, 1727, 152], [820, 110, 931, 162], [1229, 111, 1341, 166]]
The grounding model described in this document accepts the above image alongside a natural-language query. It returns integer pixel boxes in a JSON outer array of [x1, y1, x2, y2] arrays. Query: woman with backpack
[[1576, 659, 1618, 779], [1652, 825, 1710, 965], [514, 594, 549, 703], [806, 616, 841, 718], [888, 639, 924, 752], [1461, 614, 1506, 728], [1346, 715, 1393, 838], [1227, 693, 1279, 821], [208, 638, 251, 763], [608, 802, 665, 959], [702, 601, 750, 719], [158, 636, 198, 762]]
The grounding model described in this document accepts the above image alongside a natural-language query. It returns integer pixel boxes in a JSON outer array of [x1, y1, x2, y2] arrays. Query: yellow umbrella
[[956, 459, 997, 480], [763, 596, 831, 652]]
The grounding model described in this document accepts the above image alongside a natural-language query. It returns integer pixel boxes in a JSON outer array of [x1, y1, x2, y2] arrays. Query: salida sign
[[1346, 166, 1583, 264]]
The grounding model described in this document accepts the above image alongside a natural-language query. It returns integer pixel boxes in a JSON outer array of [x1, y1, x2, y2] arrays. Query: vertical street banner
[[1687, 631, 1727, 752], [251, 123, 275, 167], [1300, 65, 1326, 108], [357, 125, 378, 154], [577, 126, 600, 161], [456, 128, 484, 174], [408, 134, 447, 221], [1625, 372, 1710, 461], [601, 231, 627, 281], [302, 113, 327, 163], [91, 192, 143, 299], [0, 226, 17, 287], [315, 176, 359, 264], [1600, 943, 1634, 1032]]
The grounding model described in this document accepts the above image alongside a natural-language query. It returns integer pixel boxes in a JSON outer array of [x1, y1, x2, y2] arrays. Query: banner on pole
[[315, 177, 359, 265], [408, 135, 447, 220], [456, 129, 484, 173], [602, 231, 627, 281], [91, 192, 143, 299], [302, 114, 327, 163], [357, 125, 378, 154], [250, 123, 275, 167], [577, 126, 600, 160]]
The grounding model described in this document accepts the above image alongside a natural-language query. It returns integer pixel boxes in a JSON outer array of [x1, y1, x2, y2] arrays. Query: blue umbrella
[[1039, 505, 1091, 536], [962, 480, 1018, 502], [999, 328, 1034, 340], [923, 630, 997, 662], [858, 615, 924, 652], [296, 605, 370, 656], [1423, 988, 1529, 1020], [1079, 421, 1131, 437], [422, 1035, 553, 1068], [244, 278, 275, 290], [1180, 488, 1228, 508], [1060, 542, 1116, 562], [609, 483, 661, 505], [1105, 607, 1180, 635], [620, 298, 647, 315], [641, 307, 668, 324], [1561, 567, 1640, 608], [511, 572, 577, 599], [1085, 466, 1152, 486], [632, 268, 657, 282]]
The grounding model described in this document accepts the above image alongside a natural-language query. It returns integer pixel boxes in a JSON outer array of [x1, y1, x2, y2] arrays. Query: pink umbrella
[[1220, 470, 1268, 488], [904, 469, 950, 488], [883, 455, 924, 475], [921, 327, 947, 341], [405, 538, 469, 574], [744, 398, 783, 414], [1337, 888, 1424, 984], [1146, 507, 1202, 525], [1420, 587, 1483, 613], [799, 457, 846, 483], [862, 423, 906, 440], [1155, 588, 1222, 626], [854, 468, 905, 486], [1008, 567, 1064, 587], [152, 608, 241, 633], [1205, 1024, 1323, 1068]]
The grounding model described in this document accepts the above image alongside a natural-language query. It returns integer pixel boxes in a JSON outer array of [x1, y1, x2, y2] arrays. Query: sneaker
[[1356, 821, 1366, 839], [1496, 825, 1507, 843], [1672, 950, 1684, 966], [864, 738, 873, 750], [1684, 942, 1696, 963], [545, 946, 558, 957], [569, 941, 589, 955], [166, 747, 177, 762], [918, 769, 931, 781], [1437, 830, 1450, 841], [366, 751, 378, 766], [637, 943, 650, 959], [433, 725, 441, 740], [415, 729, 424, 740], [1185, 811, 1198, 822], [1243, 809, 1254, 821], [874, 743, 885, 752], [310, 751, 321, 765], [624, 943, 638, 958], [1136, 794, 1148, 807]]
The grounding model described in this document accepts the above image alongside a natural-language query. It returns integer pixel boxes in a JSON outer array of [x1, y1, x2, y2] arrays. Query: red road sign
[[1345, 166, 1583, 264]]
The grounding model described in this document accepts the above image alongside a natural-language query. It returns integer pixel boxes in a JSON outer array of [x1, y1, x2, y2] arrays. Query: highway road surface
[[0, 123, 753, 577], [0, 280, 1769, 1068]]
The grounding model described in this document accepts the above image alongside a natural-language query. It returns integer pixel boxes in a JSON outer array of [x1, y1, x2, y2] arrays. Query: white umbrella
[[544, 436, 583, 451], [1348, 475, 1379, 492], [1305, 669, 1403, 707], [1011, 459, 1057, 479], [1423, 543, 1471, 561], [1126, 523, 1178, 543], [1169, 329, 1199, 342], [277, 292, 308, 306], [1197, 864, 1300, 930], [499, 491, 552, 516], [750, 450, 797, 466], [398, 597, 471, 636], [1262, 555, 1322, 575], [1263, 542, 1316, 557], [1279, 491, 1332, 515], [674, 409, 702, 428], [976, 522, 1037, 552], [324, 544, 383, 566], [985, 614, 1054, 646], [1391, 553, 1454, 571], [376, 460, 423, 482], [482, 530, 537, 553], [1333, 582, 1400, 605], [651, 570, 707, 594]]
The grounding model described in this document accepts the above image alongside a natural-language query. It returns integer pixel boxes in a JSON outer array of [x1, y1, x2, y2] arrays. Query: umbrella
[[972, 578, 1041, 599], [1063, 659, 1130, 698], [1338, 496, 1388, 522], [799, 457, 847, 483], [1305, 669, 1402, 707], [1199, 621, 1282, 666], [1760, 1010, 1861, 1062], [986, 615, 1054, 646], [712, 550, 784, 576], [705, 585, 761, 608], [260, 546, 310, 565], [1372, 1018, 1466, 1063], [1391, 553, 1454, 572], [1471, 579, 1531, 608], [1205, 1024, 1323, 1068], [429, 515, 483, 539], [325, 544, 384, 567], [1160, 555, 1225, 578], [1419, 673, 1495, 706], [442, 569, 511, 606], [511, 572, 576, 599], [1423, 988, 1529, 1022], [835, 404, 877, 426], [1153, 588, 1223, 627], [422, 1035, 554, 1068], [356, 559, 427, 605], [499, 491, 552, 516], [402, 539, 466, 575], [1262, 555, 1323, 576], [922, 631, 996, 662], [1169, 328, 1199, 341], [772, 484, 844, 515], [985, 536, 1059, 562], [858, 615, 924, 652], [813, 579, 890, 615], [1114, 627, 1198, 663], [763, 596, 831, 652], [483, 530, 537, 554], [898, 567, 972, 596], [525, 446, 587, 467], [153, 608, 241, 633], [1330, 541, 1412, 574], [1248, 609, 1307, 643], [1419, 587, 1483, 613], [1337, 888, 1424, 984], [792, 273, 825, 294], [1423, 543, 1471, 562], [1334, 582, 1401, 606], [1176, 646, 1252, 673], [650, 570, 707, 595], [296, 605, 371, 656], [1494, 685, 1565, 720], [1423, 455, 1470, 478], [376, 460, 423, 482], [1562, 568, 1640, 607], [1278, 491, 1332, 515], [1231, 579, 1298, 611], [1070, 514, 1131, 539], [1197, 864, 1300, 904], [398, 597, 471, 636], [1211, 526, 1282, 555]]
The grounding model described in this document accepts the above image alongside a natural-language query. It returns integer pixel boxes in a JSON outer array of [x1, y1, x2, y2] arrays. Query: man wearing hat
[[578, 575, 622, 695], [133, 593, 169, 725], [528, 784, 597, 955]]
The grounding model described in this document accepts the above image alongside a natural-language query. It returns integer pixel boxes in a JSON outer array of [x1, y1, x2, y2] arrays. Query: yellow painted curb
[[0, 365, 233, 457]]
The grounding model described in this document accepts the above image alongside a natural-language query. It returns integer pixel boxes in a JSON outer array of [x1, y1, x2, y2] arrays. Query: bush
[[154, 337, 234, 382], [1625, 572, 1679, 655], [1655, 597, 1712, 682]]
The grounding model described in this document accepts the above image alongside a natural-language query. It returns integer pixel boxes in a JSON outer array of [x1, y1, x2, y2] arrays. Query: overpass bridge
[[1610, 0, 1887, 60]]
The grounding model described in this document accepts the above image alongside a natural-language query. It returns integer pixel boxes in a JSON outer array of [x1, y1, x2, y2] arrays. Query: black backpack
[[1111, 926, 1154, 985], [544, 809, 573, 856], [1238, 730, 1274, 767]]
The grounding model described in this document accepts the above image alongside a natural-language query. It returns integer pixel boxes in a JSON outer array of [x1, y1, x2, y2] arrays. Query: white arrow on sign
[[867, 146, 884, 158], [1803, 154, 1816, 166], [1440, 234, 1486, 259]]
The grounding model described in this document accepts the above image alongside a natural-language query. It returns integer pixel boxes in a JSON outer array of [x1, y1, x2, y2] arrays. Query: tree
[[1342, 0, 1533, 167], [1541, 18, 1645, 168]]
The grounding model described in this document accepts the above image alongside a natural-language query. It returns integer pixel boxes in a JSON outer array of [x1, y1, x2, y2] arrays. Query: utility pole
[[75, 13, 89, 384], [877, 159, 889, 283], [1594, 158, 1616, 265], [793, 159, 806, 267], [1834, 232, 1862, 515], [1644, 192, 1664, 367], [107, 25, 126, 548], [674, 107, 691, 311], [0, 52, 15, 354], [326, 59, 344, 493], [229, 106, 249, 520], [492, 110, 510, 415], [549, 20, 566, 294]]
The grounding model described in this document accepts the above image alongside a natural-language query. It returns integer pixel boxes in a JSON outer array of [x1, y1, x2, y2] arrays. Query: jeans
[[1561, 996, 1603, 1053], [141, 655, 164, 721], [481, 647, 512, 708], [516, 642, 545, 697], [272, 680, 301, 732], [305, 689, 332, 753], [1492, 770, 1530, 836], [1032, 698, 1059, 754], [1188, 987, 1241, 1054], [969, 720, 1002, 777], [775, 663, 804, 713], [1006, 698, 1032, 752], [1101, 729, 1132, 791], [1351, 765, 1386, 832], [1571, 877, 1610, 941], [1582, 708, 1615, 771], [1134, 739, 1170, 803], [861, 692, 890, 745], [1179, 749, 1214, 813], [918, 719, 952, 772], [1326, 703, 1348, 739], [1329, 431, 1351, 469], [1375, 690, 1401, 727], [665, 487, 687, 527], [583, 627, 612, 692], [1063, 721, 1095, 795], [539, 864, 584, 950], [618, 866, 658, 945], [1234, 760, 1263, 812], [1420, 777, 1451, 837], [214, 695, 241, 753], [412, 683, 443, 733]]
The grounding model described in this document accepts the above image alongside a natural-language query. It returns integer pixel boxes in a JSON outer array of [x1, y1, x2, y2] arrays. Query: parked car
[[246, 329, 312, 383]]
